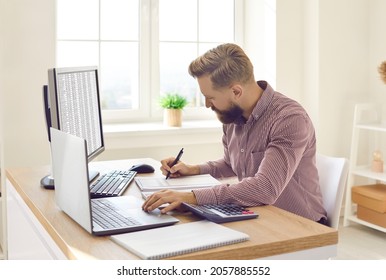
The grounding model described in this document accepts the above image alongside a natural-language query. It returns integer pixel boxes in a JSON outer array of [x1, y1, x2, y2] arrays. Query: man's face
[[197, 75, 244, 124]]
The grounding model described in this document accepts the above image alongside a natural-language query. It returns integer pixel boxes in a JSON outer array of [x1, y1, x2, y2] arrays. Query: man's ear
[[231, 84, 243, 99]]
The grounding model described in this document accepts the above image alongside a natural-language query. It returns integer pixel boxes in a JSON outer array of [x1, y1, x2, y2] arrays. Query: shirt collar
[[230, 80, 274, 126], [244, 80, 274, 124]]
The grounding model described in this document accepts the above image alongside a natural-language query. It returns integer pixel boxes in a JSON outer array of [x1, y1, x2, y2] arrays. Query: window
[[158, 0, 235, 108], [56, 0, 275, 123], [57, 0, 142, 120]]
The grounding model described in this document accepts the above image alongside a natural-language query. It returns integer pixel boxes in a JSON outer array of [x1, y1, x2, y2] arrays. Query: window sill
[[103, 120, 223, 149]]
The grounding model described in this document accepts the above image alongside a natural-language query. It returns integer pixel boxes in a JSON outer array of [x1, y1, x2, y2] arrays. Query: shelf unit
[[343, 103, 386, 233]]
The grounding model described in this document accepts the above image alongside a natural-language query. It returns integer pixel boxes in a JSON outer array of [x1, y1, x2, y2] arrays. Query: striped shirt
[[193, 81, 326, 222]]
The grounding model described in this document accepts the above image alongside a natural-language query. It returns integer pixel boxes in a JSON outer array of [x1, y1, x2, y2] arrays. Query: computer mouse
[[129, 163, 155, 173]]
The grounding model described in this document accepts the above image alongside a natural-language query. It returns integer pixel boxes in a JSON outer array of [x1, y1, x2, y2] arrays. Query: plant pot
[[164, 109, 182, 127]]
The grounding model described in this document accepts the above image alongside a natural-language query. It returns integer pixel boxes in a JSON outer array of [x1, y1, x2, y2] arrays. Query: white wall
[[0, 0, 55, 168], [317, 0, 370, 157], [277, 0, 378, 158], [0, 0, 4, 171], [276, 0, 304, 102], [369, 0, 386, 103], [1, 0, 386, 169], [244, 0, 277, 87]]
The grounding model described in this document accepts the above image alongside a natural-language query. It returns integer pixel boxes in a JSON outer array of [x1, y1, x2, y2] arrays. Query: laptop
[[50, 128, 179, 236]]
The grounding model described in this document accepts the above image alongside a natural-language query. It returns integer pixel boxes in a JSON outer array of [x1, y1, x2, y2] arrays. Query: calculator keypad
[[183, 203, 258, 222], [201, 204, 254, 217]]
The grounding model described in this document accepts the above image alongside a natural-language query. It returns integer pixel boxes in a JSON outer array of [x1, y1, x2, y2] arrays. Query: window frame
[[55, 0, 245, 124]]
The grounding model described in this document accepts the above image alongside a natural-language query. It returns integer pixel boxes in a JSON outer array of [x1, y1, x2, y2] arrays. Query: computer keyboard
[[89, 170, 136, 198], [91, 199, 140, 229], [182, 203, 258, 223]]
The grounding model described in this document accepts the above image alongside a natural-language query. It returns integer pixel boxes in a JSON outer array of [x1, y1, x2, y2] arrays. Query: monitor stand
[[40, 170, 99, 189]]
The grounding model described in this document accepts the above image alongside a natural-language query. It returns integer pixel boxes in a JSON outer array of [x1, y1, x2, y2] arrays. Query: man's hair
[[188, 43, 254, 89]]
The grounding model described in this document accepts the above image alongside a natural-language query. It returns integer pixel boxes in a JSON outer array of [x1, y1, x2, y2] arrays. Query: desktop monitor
[[41, 66, 104, 189]]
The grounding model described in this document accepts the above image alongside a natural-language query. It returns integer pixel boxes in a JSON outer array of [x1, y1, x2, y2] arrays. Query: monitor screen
[[48, 66, 104, 161]]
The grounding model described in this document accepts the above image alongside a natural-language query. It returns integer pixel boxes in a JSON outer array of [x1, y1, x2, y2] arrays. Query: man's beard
[[211, 103, 244, 124]]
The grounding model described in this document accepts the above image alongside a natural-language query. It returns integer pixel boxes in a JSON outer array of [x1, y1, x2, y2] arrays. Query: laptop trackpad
[[96, 196, 177, 225], [107, 195, 144, 209]]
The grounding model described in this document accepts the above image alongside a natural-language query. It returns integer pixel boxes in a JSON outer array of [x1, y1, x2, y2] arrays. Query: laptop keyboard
[[90, 170, 136, 198], [91, 199, 141, 229]]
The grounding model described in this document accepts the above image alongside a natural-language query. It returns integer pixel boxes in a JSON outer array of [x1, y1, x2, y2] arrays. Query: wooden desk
[[5, 158, 338, 260]]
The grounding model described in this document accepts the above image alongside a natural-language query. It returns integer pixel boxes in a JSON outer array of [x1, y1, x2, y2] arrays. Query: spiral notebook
[[110, 220, 249, 259]]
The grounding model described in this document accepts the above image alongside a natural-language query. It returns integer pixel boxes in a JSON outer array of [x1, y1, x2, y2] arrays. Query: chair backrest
[[316, 153, 349, 229]]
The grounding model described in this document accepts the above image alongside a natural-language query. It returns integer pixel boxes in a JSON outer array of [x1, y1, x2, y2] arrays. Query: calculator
[[182, 203, 258, 223]]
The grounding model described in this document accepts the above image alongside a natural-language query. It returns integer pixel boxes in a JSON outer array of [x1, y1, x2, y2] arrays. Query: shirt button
[[241, 149, 245, 153]]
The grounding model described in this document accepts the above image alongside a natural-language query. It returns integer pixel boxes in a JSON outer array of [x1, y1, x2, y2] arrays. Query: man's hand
[[160, 158, 200, 178], [142, 189, 198, 214]]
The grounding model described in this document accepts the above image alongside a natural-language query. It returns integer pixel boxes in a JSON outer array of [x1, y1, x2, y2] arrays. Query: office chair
[[316, 153, 349, 229]]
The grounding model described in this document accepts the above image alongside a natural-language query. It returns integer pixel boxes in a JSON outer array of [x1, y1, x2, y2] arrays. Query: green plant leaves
[[159, 93, 188, 109]]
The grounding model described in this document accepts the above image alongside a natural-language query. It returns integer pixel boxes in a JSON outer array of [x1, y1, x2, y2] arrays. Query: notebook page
[[110, 220, 249, 259], [135, 174, 221, 191]]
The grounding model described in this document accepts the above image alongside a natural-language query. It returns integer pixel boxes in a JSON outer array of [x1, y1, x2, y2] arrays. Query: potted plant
[[159, 93, 188, 127]]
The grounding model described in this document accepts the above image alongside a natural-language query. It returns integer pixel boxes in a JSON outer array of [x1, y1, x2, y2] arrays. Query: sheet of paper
[[135, 174, 221, 191]]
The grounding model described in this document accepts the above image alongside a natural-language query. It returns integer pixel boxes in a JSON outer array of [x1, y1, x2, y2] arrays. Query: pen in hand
[[166, 148, 184, 180]]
